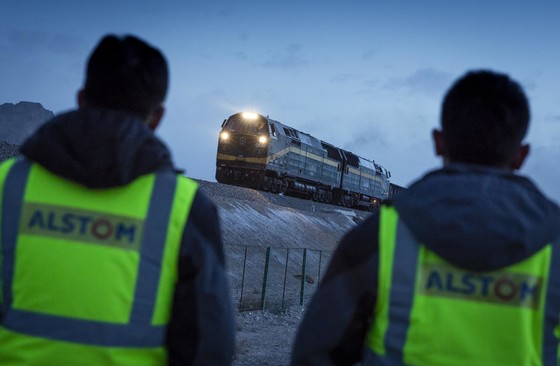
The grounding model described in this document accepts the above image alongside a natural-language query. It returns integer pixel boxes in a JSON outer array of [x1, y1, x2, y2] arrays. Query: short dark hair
[[441, 70, 529, 166], [83, 34, 168, 119]]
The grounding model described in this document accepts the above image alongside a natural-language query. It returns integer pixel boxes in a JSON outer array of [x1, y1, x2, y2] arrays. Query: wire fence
[[225, 245, 333, 312]]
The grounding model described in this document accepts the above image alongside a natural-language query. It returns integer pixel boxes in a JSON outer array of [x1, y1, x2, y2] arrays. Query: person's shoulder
[[0, 157, 19, 171], [178, 177, 221, 238], [324, 210, 381, 279], [176, 176, 217, 210], [192, 186, 218, 215], [346, 210, 381, 241], [0, 156, 27, 184], [175, 177, 223, 260]]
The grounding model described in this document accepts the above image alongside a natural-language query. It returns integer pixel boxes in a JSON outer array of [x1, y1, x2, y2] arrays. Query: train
[[388, 182, 405, 200], [215, 112, 392, 211]]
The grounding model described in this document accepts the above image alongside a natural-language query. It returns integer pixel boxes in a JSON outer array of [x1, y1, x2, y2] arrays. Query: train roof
[[267, 116, 324, 150], [264, 113, 390, 177], [340, 149, 390, 177]]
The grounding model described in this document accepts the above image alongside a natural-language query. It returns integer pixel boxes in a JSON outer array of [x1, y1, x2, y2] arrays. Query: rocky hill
[[0, 102, 53, 144]]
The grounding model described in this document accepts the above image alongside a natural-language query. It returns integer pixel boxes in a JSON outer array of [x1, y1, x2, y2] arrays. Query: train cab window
[[283, 127, 300, 140], [321, 142, 342, 162], [269, 123, 277, 138], [224, 115, 268, 134]]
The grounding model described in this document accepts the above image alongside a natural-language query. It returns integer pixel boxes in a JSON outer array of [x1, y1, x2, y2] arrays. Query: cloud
[[355, 78, 381, 95], [240, 32, 249, 41], [5, 30, 48, 51], [520, 70, 543, 92], [523, 145, 560, 203], [46, 34, 85, 55], [330, 73, 365, 83], [344, 127, 388, 152], [233, 50, 248, 60], [384, 67, 454, 96], [361, 48, 376, 62], [538, 113, 560, 124], [522, 79, 538, 92], [261, 43, 309, 70], [1, 30, 85, 56]]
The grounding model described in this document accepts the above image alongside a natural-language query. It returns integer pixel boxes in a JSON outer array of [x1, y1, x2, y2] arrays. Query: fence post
[[318, 250, 323, 284], [261, 247, 271, 310], [239, 245, 248, 310], [299, 248, 307, 306], [281, 248, 290, 309]]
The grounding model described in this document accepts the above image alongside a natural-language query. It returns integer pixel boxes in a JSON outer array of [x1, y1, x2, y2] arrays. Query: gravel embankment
[[233, 306, 305, 366], [197, 179, 368, 250], [197, 180, 368, 366], [0, 141, 20, 162]]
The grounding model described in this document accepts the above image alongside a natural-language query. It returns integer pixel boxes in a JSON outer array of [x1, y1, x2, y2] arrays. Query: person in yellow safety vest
[[0, 34, 235, 365], [291, 70, 560, 366]]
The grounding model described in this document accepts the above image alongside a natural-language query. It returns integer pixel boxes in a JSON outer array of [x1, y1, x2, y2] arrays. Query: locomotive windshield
[[223, 113, 268, 135]]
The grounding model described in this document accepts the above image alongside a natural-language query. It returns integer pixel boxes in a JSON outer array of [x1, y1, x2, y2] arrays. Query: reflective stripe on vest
[[0, 158, 196, 348], [365, 206, 560, 366]]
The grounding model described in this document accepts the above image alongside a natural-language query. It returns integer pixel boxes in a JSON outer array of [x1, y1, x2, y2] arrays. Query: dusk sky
[[1, 1, 560, 202]]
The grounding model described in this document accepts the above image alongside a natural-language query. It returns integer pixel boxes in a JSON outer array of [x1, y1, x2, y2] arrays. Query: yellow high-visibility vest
[[0, 158, 198, 365], [365, 206, 560, 365]]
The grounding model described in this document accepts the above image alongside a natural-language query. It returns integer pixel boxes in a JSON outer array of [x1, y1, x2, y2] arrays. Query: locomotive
[[215, 112, 391, 211]]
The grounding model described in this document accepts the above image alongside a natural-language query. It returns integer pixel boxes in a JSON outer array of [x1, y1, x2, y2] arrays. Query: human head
[[433, 70, 530, 169], [79, 34, 168, 128]]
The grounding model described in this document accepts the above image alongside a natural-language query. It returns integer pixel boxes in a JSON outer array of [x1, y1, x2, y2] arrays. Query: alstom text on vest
[[419, 263, 542, 308], [20, 203, 144, 250]]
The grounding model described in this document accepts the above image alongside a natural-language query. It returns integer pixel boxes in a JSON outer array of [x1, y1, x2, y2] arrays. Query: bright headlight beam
[[258, 135, 268, 144], [220, 132, 230, 141], [242, 112, 259, 120]]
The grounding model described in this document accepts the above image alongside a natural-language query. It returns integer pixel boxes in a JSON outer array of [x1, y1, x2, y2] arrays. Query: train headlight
[[258, 135, 268, 144], [220, 132, 230, 141], [242, 112, 259, 120]]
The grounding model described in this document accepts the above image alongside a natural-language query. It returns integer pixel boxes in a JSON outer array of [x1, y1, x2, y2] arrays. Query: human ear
[[510, 144, 530, 170], [77, 89, 86, 107], [432, 129, 446, 157], [147, 105, 165, 131]]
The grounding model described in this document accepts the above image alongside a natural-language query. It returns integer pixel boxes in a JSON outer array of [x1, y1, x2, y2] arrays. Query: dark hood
[[21, 107, 175, 188], [393, 163, 560, 271]]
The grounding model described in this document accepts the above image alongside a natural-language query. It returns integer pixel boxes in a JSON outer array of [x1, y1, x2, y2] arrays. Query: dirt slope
[[197, 179, 369, 251]]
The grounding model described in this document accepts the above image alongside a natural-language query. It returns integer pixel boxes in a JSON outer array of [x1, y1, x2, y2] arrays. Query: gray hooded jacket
[[291, 163, 560, 365], [17, 107, 235, 365]]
